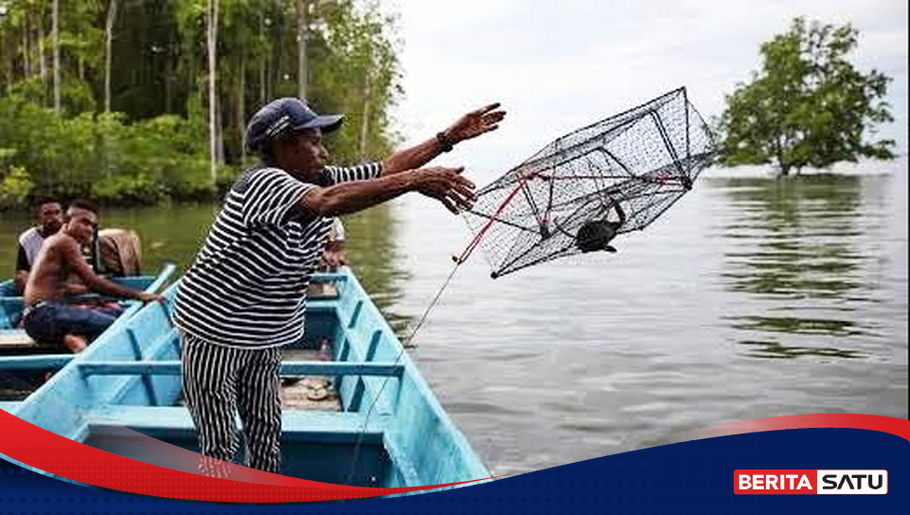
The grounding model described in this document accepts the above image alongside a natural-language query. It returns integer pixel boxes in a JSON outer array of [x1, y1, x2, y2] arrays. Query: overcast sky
[[384, 0, 908, 177]]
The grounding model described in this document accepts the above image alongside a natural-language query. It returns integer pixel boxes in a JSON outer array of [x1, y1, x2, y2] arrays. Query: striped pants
[[181, 332, 282, 476]]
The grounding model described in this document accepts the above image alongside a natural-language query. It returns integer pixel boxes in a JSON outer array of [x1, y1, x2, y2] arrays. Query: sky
[[383, 0, 908, 177]]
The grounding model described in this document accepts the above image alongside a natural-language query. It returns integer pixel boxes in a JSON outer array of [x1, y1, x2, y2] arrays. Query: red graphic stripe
[[0, 408, 492, 503], [690, 414, 910, 443]]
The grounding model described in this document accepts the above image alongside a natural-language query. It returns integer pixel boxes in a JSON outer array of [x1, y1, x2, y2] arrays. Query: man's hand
[[380, 103, 506, 175], [413, 167, 476, 214], [138, 292, 165, 304], [443, 103, 507, 145]]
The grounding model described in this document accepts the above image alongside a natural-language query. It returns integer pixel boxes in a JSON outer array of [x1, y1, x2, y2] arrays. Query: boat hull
[[11, 267, 489, 488]]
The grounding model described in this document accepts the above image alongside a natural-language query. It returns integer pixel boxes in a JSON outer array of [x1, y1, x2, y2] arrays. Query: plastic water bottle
[[317, 337, 332, 362]]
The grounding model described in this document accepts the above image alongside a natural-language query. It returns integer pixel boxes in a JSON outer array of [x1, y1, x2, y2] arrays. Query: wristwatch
[[436, 131, 454, 152]]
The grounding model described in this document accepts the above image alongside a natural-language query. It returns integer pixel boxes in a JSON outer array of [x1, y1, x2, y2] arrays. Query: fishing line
[[344, 259, 463, 486]]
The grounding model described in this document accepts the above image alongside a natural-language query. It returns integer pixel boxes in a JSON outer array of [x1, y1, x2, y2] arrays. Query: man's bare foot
[[63, 334, 87, 353]]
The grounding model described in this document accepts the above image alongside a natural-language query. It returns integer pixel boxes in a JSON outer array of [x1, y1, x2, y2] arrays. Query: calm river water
[[1, 159, 906, 475]]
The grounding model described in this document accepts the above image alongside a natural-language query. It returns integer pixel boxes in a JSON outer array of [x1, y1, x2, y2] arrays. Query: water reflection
[[727, 315, 876, 337], [738, 339, 863, 360], [717, 174, 886, 359], [338, 205, 413, 335], [0, 202, 413, 336]]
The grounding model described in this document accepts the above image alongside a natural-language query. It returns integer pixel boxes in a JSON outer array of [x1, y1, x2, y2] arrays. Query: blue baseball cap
[[244, 98, 344, 153]]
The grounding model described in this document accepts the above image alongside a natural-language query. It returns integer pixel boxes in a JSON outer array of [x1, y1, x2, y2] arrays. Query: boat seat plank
[[0, 331, 39, 350], [87, 406, 387, 444], [79, 361, 405, 378], [310, 273, 348, 284], [303, 300, 338, 313], [0, 354, 73, 371]]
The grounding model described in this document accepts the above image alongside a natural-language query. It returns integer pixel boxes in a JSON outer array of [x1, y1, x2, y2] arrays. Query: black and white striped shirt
[[174, 163, 382, 348]]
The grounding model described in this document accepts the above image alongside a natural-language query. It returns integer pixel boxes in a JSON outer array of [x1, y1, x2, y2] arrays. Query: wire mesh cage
[[461, 87, 715, 278]]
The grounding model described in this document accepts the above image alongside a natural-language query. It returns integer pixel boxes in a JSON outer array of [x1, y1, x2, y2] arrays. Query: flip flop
[[306, 384, 329, 402]]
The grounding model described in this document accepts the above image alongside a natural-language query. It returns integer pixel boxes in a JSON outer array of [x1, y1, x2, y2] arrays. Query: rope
[[456, 176, 530, 265]]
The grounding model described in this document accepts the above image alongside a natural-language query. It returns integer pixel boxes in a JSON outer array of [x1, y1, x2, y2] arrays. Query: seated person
[[22, 199, 163, 353], [307, 218, 347, 300], [14, 197, 64, 294], [321, 218, 347, 271]]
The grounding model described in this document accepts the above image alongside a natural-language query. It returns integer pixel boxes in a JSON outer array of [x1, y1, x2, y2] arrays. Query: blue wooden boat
[[9, 267, 489, 488], [0, 264, 176, 402]]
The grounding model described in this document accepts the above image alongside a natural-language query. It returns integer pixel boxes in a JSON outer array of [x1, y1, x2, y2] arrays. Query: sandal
[[306, 384, 329, 401]]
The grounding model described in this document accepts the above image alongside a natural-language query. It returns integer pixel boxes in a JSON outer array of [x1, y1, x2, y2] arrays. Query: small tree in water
[[716, 17, 895, 176]]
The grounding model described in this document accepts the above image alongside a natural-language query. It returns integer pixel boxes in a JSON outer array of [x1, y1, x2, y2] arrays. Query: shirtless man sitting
[[22, 199, 163, 353]]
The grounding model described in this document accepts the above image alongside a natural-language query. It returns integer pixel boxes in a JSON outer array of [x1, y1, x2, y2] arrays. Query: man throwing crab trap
[[173, 97, 505, 476]]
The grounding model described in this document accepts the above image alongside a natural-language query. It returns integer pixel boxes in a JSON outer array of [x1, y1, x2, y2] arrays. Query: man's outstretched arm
[[301, 166, 475, 217], [63, 240, 160, 302], [381, 103, 506, 175]]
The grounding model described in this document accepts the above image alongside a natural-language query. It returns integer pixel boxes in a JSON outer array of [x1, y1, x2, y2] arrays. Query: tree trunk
[[1, 28, 9, 93], [1, 32, 7, 94], [774, 136, 789, 176], [359, 70, 371, 159], [52, 0, 60, 113], [216, 95, 224, 165], [104, 0, 118, 113], [1, 31, 6, 94], [164, 41, 174, 113], [295, 0, 308, 99], [207, 0, 220, 186], [259, 11, 266, 104], [237, 57, 247, 162], [22, 15, 30, 78], [259, 56, 266, 104], [37, 8, 46, 87]]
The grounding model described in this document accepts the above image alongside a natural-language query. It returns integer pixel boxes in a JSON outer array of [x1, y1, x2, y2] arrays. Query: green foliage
[[308, 0, 402, 163], [0, 165, 33, 209], [0, 0, 403, 209], [716, 17, 895, 175], [0, 95, 216, 206], [92, 173, 167, 204]]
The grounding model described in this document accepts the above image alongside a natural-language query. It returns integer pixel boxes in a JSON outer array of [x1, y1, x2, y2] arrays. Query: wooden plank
[[0, 354, 73, 371], [310, 272, 349, 284], [78, 361, 405, 378], [0, 331, 38, 350], [307, 281, 338, 299], [87, 406, 387, 444]]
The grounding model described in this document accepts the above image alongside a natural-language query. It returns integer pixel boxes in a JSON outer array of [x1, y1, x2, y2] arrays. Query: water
[[1, 159, 906, 476]]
